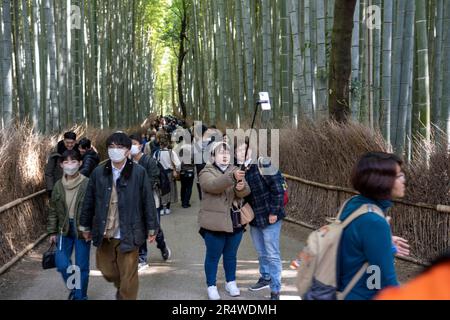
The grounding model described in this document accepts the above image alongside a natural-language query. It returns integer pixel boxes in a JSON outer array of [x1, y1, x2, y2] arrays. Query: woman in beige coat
[[199, 142, 250, 300]]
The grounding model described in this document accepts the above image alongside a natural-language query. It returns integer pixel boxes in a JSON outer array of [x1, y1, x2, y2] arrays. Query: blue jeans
[[55, 219, 91, 300], [250, 221, 282, 293], [203, 230, 244, 287]]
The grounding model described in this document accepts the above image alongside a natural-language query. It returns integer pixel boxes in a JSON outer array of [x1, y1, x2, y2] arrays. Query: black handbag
[[42, 242, 56, 270], [230, 205, 242, 229]]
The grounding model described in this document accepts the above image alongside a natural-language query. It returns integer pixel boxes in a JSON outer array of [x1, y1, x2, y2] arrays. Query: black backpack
[[155, 150, 172, 196]]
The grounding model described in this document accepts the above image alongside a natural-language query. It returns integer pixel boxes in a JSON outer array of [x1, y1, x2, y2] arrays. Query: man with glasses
[[79, 132, 159, 300]]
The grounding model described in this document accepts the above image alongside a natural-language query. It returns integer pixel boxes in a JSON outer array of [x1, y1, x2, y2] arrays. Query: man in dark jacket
[[129, 134, 171, 271], [236, 142, 286, 301], [78, 138, 100, 178], [79, 133, 158, 300], [45, 131, 79, 197]]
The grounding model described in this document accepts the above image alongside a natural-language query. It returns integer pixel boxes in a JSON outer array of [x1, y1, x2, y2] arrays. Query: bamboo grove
[[179, 0, 450, 155], [0, 0, 157, 133], [1, 1, 450, 156]]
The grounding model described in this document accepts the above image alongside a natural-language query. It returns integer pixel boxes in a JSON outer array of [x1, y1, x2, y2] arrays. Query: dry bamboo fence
[[283, 174, 450, 265], [0, 190, 47, 272]]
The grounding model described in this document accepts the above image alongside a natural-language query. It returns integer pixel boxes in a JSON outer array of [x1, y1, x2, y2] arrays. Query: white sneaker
[[225, 281, 241, 297], [165, 208, 171, 215], [207, 286, 221, 300], [138, 262, 148, 273]]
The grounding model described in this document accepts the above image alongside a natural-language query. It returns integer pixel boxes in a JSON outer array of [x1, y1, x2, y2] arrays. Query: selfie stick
[[241, 102, 260, 171], [241, 93, 270, 172]]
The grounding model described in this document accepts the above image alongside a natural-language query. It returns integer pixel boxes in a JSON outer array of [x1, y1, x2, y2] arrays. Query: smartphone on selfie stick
[[240, 92, 272, 173]]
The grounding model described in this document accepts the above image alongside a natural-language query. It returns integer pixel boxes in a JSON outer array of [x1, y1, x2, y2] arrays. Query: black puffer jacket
[[80, 150, 100, 178], [79, 159, 159, 253]]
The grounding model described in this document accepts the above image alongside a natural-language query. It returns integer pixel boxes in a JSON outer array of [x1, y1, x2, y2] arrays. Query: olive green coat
[[47, 176, 89, 238]]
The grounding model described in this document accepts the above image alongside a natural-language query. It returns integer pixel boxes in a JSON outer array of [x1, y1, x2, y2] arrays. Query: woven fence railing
[[283, 174, 450, 265], [0, 190, 47, 273]]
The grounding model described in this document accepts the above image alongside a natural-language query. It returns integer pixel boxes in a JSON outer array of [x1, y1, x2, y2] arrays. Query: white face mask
[[108, 148, 127, 163], [130, 145, 141, 156], [63, 163, 80, 176], [150, 137, 156, 142]]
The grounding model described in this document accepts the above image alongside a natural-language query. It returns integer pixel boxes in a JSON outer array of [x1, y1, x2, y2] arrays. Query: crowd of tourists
[[44, 115, 450, 301]]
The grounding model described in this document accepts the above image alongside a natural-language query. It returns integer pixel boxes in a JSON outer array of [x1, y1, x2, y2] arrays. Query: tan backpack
[[296, 198, 385, 300]]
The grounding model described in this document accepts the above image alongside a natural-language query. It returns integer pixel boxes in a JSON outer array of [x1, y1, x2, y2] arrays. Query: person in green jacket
[[47, 149, 91, 300]]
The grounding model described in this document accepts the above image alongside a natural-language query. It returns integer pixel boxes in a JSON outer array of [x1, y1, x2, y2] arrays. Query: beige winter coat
[[198, 163, 251, 233]]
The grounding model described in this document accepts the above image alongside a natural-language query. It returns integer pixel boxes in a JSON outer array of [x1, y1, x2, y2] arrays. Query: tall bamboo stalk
[[288, 0, 302, 126], [381, 0, 393, 142], [431, 0, 443, 127], [304, 0, 313, 118], [442, 1, 450, 142], [390, 0, 407, 147], [394, 1, 415, 154], [31, 0, 41, 130], [351, 0, 360, 120], [415, 0, 431, 142], [316, 0, 328, 121], [262, 0, 273, 123], [241, 0, 254, 118], [1, 0, 13, 126], [12, 0, 25, 122], [372, 0, 381, 130]]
